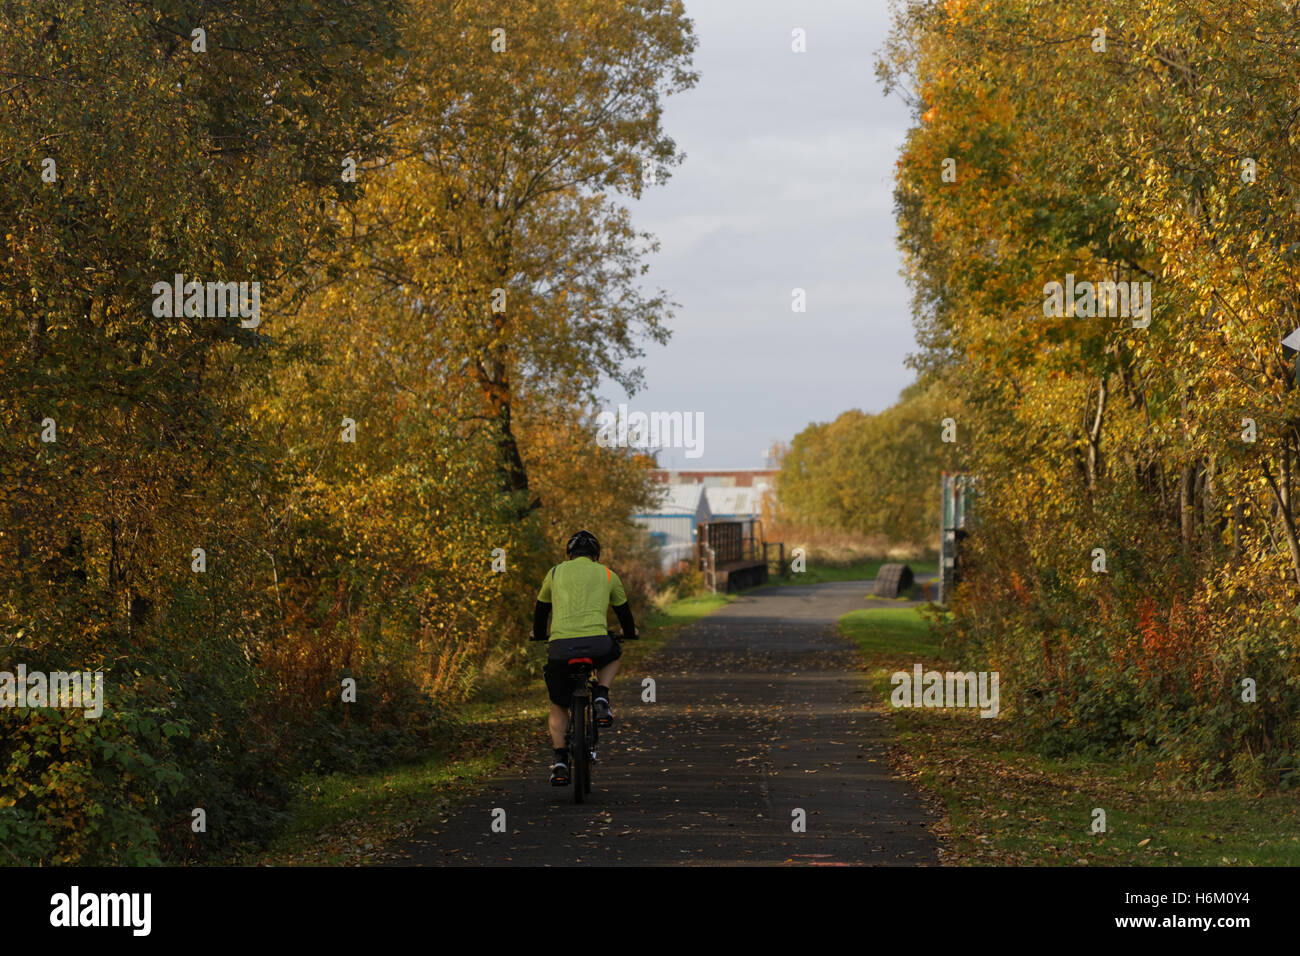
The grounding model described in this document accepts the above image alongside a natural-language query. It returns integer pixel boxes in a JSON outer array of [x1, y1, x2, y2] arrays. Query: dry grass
[[765, 520, 936, 565]]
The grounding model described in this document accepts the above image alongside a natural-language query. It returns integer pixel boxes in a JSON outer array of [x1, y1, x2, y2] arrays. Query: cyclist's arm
[[533, 567, 555, 640], [612, 600, 636, 640], [532, 600, 551, 640], [608, 568, 635, 639]]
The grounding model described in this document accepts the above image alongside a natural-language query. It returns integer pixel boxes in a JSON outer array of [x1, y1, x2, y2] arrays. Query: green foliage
[[0, 705, 184, 866], [657, 565, 706, 603], [293, 673, 453, 777]]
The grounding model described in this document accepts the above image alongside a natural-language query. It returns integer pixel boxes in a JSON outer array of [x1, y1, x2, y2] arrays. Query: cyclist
[[532, 530, 637, 786]]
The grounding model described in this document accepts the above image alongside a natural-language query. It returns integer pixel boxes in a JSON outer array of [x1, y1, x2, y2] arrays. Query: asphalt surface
[[390, 579, 941, 866]]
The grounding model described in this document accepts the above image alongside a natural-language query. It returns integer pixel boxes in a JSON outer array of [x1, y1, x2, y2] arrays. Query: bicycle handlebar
[[528, 629, 639, 642]]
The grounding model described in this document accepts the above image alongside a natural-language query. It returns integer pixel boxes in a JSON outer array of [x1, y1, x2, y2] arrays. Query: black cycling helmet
[[566, 529, 600, 560]]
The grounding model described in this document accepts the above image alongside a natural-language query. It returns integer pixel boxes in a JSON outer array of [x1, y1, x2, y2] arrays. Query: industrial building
[[633, 483, 712, 570]]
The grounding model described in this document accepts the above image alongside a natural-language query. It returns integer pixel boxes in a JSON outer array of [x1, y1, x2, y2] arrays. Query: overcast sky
[[598, 0, 915, 469]]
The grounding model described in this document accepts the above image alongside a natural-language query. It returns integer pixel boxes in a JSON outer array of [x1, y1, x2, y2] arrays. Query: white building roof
[[642, 483, 712, 521], [704, 485, 767, 517]]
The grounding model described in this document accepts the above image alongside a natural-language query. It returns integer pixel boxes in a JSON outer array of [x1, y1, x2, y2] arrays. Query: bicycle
[[531, 628, 637, 804]]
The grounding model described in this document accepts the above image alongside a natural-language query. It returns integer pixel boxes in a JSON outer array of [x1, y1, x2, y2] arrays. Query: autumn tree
[[343, 0, 697, 520], [881, 0, 1300, 785], [1, 0, 697, 863], [0, 0, 403, 862]]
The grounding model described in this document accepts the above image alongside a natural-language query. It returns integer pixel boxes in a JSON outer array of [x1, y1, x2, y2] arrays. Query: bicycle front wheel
[[571, 698, 588, 804]]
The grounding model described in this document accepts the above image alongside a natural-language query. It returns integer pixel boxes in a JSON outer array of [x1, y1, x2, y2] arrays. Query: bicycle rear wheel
[[583, 698, 595, 795], [571, 697, 588, 804]]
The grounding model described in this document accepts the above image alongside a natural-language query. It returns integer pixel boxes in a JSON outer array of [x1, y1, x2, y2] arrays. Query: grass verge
[[245, 592, 734, 865], [840, 606, 1300, 866]]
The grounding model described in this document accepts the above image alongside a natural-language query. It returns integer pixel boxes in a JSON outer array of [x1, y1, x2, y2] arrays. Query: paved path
[[389, 579, 940, 866]]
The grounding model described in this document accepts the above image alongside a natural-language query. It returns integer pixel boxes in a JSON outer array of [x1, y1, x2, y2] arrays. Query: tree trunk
[[477, 222, 540, 520], [1156, 460, 1169, 518], [1263, 460, 1300, 591], [1086, 376, 1106, 494], [480, 368, 540, 519], [1231, 499, 1242, 564], [1202, 456, 1220, 554]]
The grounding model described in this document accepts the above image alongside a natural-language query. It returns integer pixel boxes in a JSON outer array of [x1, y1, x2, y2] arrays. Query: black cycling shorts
[[543, 634, 621, 707]]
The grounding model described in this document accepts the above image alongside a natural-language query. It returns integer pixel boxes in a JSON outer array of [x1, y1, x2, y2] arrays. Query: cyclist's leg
[[593, 636, 621, 726], [543, 656, 572, 751], [596, 658, 620, 687], [548, 703, 568, 748], [596, 632, 622, 692], [546, 687, 571, 785]]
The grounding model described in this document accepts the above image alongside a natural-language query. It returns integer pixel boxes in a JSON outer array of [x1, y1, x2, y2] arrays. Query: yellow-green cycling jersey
[[536, 555, 628, 641]]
